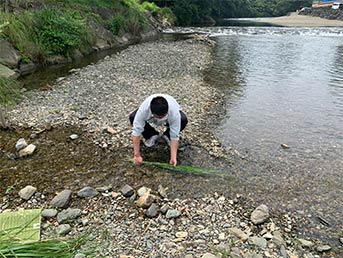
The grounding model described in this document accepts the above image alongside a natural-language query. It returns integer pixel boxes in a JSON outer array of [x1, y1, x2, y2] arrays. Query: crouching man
[[129, 94, 188, 166]]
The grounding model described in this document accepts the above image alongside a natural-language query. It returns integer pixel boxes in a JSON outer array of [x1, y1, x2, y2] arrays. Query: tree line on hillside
[[149, 0, 313, 25]]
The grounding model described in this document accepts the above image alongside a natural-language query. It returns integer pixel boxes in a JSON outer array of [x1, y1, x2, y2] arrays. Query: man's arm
[[169, 139, 179, 166], [133, 135, 143, 164]]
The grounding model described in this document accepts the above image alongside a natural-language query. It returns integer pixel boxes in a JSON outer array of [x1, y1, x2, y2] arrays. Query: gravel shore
[[3, 39, 338, 257], [246, 12, 343, 27]]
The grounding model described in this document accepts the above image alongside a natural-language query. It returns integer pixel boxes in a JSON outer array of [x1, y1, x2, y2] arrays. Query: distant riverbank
[[230, 12, 343, 27]]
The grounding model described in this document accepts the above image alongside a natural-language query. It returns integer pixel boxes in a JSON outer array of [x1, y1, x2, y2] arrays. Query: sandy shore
[[241, 12, 343, 27]]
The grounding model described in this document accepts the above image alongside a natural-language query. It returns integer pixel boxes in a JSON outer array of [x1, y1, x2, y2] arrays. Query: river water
[[167, 25, 343, 245]]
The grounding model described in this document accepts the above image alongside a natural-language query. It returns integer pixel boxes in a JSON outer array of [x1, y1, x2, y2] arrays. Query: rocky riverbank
[[1, 39, 341, 257]]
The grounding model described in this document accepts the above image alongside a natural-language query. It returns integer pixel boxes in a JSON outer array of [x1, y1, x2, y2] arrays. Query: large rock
[[88, 21, 115, 50], [18, 144, 36, 157], [57, 208, 81, 223], [50, 189, 72, 208], [0, 39, 20, 68], [0, 63, 18, 79], [250, 204, 269, 225], [136, 192, 156, 208], [18, 185, 37, 200]]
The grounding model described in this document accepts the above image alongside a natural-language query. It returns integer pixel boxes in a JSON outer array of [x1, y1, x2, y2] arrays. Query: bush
[[33, 8, 90, 56], [160, 7, 176, 24], [142, 1, 160, 17], [107, 14, 127, 35]]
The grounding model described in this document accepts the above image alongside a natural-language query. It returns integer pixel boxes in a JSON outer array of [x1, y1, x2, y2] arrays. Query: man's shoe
[[144, 135, 160, 147], [162, 135, 170, 146]]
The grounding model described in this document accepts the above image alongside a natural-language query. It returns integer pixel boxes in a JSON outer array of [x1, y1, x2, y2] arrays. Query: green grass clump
[[0, 77, 21, 107], [0, 236, 93, 257], [0, 215, 94, 257], [33, 8, 90, 56], [142, 1, 160, 16], [142, 161, 228, 177]]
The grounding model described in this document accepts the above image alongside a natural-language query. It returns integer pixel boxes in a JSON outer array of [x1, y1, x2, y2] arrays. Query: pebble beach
[[1, 39, 340, 257]]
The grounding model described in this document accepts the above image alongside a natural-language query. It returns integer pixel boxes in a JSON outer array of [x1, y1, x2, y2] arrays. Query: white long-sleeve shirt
[[132, 94, 181, 140]]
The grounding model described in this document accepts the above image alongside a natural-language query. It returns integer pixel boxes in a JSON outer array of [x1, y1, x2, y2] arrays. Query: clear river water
[[167, 25, 343, 245]]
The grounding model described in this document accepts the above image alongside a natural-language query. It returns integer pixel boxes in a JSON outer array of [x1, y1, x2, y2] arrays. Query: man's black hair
[[150, 96, 168, 116]]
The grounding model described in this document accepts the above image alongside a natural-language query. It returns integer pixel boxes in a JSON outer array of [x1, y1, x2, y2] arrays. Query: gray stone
[[145, 203, 159, 218], [18, 185, 37, 200], [0, 39, 20, 68], [136, 192, 156, 208], [77, 187, 99, 198], [57, 208, 81, 223], [41, 209, 58, 218], [137, 186, 150, 197], [18, 144, 36, 157], [160, 204, 169, 214], [228, 227, 248, 241], [158, 184, 167, 198], [248, 236, 267, 249], [231, 247, 244, 258], [69, 134, 78, 140], [74, 254, 86, 258], [166, 209, 181, 219], [120, 184, 134, 197], [316, 244, 331, 252], [279, 245, 288, 258], [201, 253, 218, 258], [298, 238, 314, 248], [0, 63, 18, 79], [272, 231, 286, 246], [95, 185, 112, 192], [57, 224, 71, 235], [50, 190, 72, 208], [15, 138, 28, 151], [19, 62, 36, 76], [250, 204, 269, 225]]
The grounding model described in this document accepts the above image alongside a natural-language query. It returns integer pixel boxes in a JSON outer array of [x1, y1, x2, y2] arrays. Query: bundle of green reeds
[[0, 236, 92, 257], [142, 161, 228, 177]]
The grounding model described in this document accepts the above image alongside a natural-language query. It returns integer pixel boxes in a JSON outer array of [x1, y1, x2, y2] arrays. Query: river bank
[[238, 12, 343, 27], [1, 39, 341, 257]]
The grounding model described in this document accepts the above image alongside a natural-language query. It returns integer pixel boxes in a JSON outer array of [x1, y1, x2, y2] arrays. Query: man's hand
[[134, 154, 143, 165], [169, 157, 177, 166], [133, 135, 142, 165], [169, 139, 179, 167]]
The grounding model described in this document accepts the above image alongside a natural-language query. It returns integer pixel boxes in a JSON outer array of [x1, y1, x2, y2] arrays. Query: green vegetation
[[33, 8, 90, 55], [0, 215, 94, 257], [0, 77, 21, 107], [148, 0, 313, 25], [142, 160, 228, 177], [0, 0, 174, 62]]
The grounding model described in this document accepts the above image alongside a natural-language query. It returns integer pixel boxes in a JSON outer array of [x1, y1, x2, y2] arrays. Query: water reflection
[[202, 28, 343, 163]]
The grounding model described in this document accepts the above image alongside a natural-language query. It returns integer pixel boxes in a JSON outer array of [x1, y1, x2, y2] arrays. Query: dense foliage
[[0, 0, 173, 61], [150, 0, 313, 25]]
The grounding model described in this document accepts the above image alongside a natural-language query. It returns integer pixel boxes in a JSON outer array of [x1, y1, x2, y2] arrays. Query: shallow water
[[166, 26, 343, 247]]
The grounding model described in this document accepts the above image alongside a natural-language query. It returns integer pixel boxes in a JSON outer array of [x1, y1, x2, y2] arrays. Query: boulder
[[0, 63, 18, 79], [0, 39, 20, 68], [18, 185, 37, 200], [50, 189, 72, 208], [250, 204, 269, 225]]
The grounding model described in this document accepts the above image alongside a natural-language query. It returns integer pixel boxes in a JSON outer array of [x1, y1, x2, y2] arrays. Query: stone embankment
[[299, 6, 343, 20]]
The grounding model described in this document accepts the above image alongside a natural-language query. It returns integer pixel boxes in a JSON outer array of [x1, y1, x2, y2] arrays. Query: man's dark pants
[[129, 110, 188, 140]]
